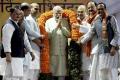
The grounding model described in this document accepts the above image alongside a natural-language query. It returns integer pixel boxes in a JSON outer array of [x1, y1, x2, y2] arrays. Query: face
[[54, 10, 63, 19], [31, 4, 39, 16], [97, 4, 105, 17], [77, 9, 85, 19], [24, 8, 31, 17], [87, 2, 96, 15], [18, 11, 24, 23], [11, 9, 21, 21]]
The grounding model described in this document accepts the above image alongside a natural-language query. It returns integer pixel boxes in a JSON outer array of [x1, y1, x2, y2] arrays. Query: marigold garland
[[37, 9, 79, 73]]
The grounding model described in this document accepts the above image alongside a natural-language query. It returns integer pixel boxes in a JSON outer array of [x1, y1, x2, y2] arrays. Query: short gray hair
[[53, 6, 63, 13]]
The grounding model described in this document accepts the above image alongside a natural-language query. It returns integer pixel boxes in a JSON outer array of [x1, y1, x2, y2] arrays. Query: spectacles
[[34, 8, 39, 10]]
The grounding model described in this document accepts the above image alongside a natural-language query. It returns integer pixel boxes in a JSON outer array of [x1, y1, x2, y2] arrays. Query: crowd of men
[[0, 1, 120, 80]]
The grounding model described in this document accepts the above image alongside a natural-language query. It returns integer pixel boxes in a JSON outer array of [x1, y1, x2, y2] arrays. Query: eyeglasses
[[34, 8, 39, 10]]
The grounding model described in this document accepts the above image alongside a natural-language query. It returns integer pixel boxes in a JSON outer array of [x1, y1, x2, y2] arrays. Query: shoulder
[[46, 17, 54, 23], [2, 23, 15, 32], [26, 15, 34, 23], [26, 15, 32, 20], [92, 15, 102, 25], [108, 15, 117, 23], [95, 15, 102, 21]]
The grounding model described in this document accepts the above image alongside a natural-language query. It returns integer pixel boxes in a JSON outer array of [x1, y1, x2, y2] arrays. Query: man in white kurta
[[25, 3, 44, 80], [20, 3, 43, 80], [45, 6, 70, 80]]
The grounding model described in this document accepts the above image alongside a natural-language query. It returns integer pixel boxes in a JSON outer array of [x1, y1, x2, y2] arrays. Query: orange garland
[[37, 9, 79, 73]]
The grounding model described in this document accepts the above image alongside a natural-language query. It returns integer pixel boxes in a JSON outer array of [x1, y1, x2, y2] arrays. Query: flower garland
[[37, 9, 79, 73]]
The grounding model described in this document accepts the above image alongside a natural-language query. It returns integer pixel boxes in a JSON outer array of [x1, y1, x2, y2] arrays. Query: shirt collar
[[9, 17, 18, 24]]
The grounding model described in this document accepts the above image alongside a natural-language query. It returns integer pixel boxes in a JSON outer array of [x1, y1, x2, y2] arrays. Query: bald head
[[77, 5, 86, 13], [77, 5, 87, 20], [31, 3, 39, 8], [30, 3, 39, 17]]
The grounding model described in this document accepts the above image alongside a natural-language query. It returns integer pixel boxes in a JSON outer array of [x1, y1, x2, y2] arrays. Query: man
[[78, 2, 120, 80], [20, 2, 42, 41], [20, 3, 44, 80], [45, 6, 70, 80], [76, 4, 91, 80], [84, 2, 98, 80], [85, 1, 98, 56], [25, 3, 44, 80], [0, 6, 34, 80], [96, 3, 120, 80], [77, 2, 98, 80], [68, 4, 91, 80]]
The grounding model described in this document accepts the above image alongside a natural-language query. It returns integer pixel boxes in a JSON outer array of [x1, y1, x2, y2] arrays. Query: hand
[[57, 16, 63, 28], [72, 23, 80, 29], [32, 38, 42, 47], [5, 53, 12, 63], [30, 52, 35, 61], [39, 35, 45, 39], [110, 46, 116, 56], [77, 36, 84, 42], [56, 20, 62, 28]]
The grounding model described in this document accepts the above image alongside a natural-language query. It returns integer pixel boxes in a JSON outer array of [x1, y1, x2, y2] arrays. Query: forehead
[[54, 10, 62, 14], [87, 2, 96, 8], [13, 9, 21, 13], [77, 8, 85, 12]]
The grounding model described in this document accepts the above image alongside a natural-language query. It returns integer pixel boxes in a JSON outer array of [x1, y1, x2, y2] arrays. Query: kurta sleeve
[[2, 24, 14, 52], [24, 31, 33, 52], [80, 26, 94, 44], [80, 17, 101, 44], [60, 27, 70, 37], [110, 16, 120, 46], [23, 20, 40, 39]]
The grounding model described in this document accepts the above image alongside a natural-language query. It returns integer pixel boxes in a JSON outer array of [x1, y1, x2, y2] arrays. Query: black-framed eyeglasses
[[34, 8, 39, 10]]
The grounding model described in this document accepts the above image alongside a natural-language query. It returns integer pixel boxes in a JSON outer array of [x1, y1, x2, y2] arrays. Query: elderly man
[[68, 4, 91, 80], [77, 4, 91, 80], [45, 6, 70, 80]]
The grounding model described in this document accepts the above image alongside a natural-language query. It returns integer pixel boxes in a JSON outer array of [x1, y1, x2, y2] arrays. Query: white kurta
[[25, 15, 41, 70], [45, 17, 70, 76]]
